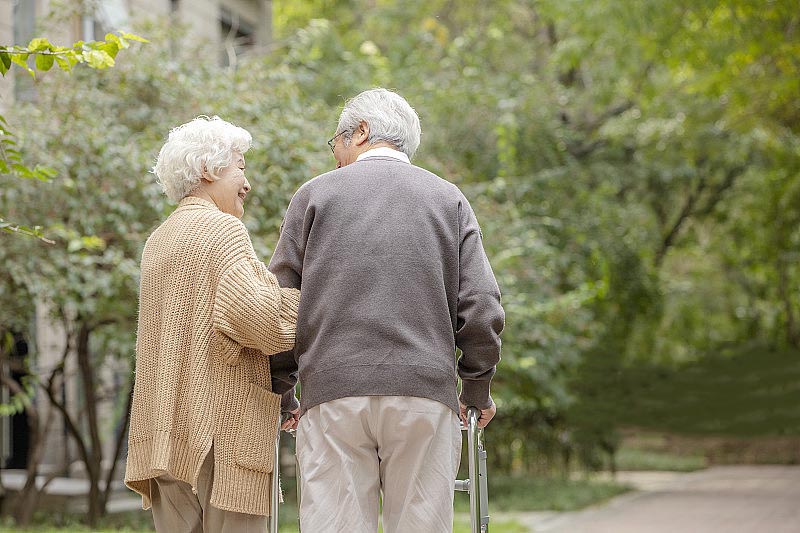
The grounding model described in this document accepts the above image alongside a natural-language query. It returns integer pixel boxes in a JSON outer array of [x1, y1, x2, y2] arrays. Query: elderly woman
[[124, 116, 298, 532]]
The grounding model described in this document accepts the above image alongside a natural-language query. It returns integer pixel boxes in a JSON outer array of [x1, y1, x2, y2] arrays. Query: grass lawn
[[456, 475, 630, 513], [615, 447, 707, 472], [618, 346, 800, 437]]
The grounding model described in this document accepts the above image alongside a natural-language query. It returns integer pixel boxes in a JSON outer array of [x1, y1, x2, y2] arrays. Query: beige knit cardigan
[[124, 196, 300, 516]]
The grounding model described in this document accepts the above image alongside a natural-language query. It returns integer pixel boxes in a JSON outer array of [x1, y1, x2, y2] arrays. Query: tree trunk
[[10, 387, 40, 526], [101, 382, 133, 513], [777, 257, 800, 349], [75, 322, 104, 525], [40, 317, 126, 527], [0, 367, 46, 526], [655, 176, 706, 268]]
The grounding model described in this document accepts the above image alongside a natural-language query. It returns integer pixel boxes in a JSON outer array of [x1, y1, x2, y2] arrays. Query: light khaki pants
[[149, 447, 268, 533], [297, 396, 462, 533]]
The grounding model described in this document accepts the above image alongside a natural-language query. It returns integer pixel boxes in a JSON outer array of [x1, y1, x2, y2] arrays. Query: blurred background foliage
[[1, 0, 799, 505]]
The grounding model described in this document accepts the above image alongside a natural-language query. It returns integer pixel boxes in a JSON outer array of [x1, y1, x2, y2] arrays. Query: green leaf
[[99, 41, 121, 59], [10, 53, 34, 77], [11, 163, 35, 178], [55, 53, 78, 72], [120, 32, 149, 43], [35, 53, 55, 71], [0, 52, 10, 76], [54, 54, 71, 71], [105, 33, 129, 50], [32, 165, 56, 181], [7, 162, 53, 181], [27, 37, 52, 52], [82, 49, 115, 69]]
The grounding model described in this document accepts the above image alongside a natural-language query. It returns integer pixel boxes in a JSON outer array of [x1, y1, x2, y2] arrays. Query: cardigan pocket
[[234, 383, 281, 473]]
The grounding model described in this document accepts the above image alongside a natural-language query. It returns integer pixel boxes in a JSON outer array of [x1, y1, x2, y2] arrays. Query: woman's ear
[[200, 164, 214, 183]]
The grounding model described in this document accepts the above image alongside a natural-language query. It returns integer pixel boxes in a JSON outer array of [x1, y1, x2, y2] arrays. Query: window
[[220, 8, 255, 66]]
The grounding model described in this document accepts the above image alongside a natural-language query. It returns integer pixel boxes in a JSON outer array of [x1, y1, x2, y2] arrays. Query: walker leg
[[294, 430, 301, 532], [478, 430, 489, 532], [269, 419, 281, 533], [466, 406, 490, 533]]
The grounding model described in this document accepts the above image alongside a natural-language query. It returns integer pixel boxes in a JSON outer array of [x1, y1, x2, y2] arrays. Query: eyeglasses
[[327, 130, 348, 153]]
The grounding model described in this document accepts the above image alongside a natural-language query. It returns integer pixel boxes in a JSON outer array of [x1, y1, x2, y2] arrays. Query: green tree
[[1, 25, 146, 525], [266, 0, 800, 467]]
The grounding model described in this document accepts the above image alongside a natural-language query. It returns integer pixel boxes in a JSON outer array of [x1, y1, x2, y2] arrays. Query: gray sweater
[[268, 156, 504, 414]]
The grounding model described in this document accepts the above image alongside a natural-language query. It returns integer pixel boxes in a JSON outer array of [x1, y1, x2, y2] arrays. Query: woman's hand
[[281, 407, 300, 431]]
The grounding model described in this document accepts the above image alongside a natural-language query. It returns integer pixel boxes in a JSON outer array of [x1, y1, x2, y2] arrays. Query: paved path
[[1, 470, 142, 513], [515, 465, 800, 533]]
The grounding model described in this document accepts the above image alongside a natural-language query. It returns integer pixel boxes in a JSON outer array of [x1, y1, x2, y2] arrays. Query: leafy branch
[[0, 220, 55, 243], [0, 32, 148, 77]]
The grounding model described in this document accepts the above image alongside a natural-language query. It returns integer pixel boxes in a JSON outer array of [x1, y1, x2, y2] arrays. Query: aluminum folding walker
[[268, 406, 490, 533]]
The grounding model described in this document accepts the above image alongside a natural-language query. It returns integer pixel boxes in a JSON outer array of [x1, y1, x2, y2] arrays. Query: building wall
[[129, 0, 271, 53], [34, 301, 75, 469], [176, 0, 221, 49], [0, 1, 14, 112]]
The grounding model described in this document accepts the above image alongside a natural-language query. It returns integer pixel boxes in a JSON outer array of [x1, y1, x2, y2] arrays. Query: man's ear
[[354, 121, 370, 147]]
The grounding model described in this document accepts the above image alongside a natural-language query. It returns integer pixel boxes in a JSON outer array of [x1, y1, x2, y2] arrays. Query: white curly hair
[[152, 116, 252, 202]]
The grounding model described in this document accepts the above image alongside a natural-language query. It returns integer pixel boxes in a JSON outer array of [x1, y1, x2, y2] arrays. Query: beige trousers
[[149, 447, 268, 533], [297, 396, 462, 533]]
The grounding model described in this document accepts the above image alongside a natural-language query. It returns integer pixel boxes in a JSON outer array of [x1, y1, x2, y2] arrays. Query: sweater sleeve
[[267, 202, 307, 411], [455, 199, 505, 410], [213, 256, 300, 364]]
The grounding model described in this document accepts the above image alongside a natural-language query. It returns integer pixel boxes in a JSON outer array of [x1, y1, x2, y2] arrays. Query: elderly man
[[269, 88, 504, 533]]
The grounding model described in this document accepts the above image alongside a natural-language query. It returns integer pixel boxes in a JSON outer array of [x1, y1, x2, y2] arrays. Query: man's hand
[[281, 407, 300, 431], [459, 400, 496, 429]]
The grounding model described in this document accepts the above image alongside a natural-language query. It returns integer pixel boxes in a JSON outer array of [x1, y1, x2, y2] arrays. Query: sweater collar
[[178, 196, 219, 210]]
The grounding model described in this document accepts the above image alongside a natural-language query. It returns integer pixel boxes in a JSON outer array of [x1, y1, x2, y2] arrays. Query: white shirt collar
[[356, 146, 410, 164]]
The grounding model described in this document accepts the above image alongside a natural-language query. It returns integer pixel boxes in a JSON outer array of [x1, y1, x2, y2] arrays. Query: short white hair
[[153, 116, 252, 202], [336, 88, 421, 159]]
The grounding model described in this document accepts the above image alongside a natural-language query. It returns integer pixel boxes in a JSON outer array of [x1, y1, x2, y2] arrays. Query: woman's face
[[207, 151, 251, 218]]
